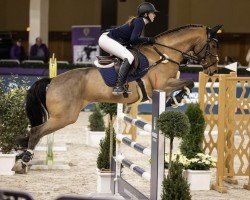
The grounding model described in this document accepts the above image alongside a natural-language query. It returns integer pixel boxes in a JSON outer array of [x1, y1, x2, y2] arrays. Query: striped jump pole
[[115, 90, 166, 200], [117, 113, 152, 133], [116, 134, 151, 157], [116, 155, 151, 181]]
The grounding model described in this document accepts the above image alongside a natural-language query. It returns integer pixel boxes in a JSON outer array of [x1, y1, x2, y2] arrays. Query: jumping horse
[[13, 24, 222, 173]]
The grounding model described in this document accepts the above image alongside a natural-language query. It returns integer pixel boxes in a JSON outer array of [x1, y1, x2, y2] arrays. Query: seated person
[[10, 39, 26, 61], [29, 37, 49, 62]]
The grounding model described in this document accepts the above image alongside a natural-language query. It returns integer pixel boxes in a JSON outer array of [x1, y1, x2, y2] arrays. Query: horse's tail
[[17, 78, 52, 149], [26, 78, 52, 127]]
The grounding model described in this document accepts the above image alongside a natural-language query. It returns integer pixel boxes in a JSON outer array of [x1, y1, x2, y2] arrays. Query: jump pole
[[115, 90, 165, 200], [46, 53, 57, 164]]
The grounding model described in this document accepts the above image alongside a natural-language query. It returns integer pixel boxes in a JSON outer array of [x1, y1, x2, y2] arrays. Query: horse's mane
[[155, 24, 204, 38]]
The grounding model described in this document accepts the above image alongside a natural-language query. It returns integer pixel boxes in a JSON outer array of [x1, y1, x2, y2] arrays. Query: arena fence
[[199, 72, 250, 192]]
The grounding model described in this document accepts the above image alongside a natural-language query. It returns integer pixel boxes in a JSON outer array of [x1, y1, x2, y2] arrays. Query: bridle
[[150, 30, 219, 70]]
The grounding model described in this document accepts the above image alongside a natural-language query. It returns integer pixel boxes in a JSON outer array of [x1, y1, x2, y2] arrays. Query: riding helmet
[[137, 2, 159, 16]]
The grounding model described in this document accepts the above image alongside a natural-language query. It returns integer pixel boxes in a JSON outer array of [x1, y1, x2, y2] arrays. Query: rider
[[98, 2, 159, 95]]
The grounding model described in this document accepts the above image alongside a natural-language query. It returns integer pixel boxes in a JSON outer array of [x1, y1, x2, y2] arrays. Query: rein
[[150, 37, 218, 70], [155, 42, 200, 63]]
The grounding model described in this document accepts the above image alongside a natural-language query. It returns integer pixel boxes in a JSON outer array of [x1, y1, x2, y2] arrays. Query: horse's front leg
[[163, 78, 194, 107]]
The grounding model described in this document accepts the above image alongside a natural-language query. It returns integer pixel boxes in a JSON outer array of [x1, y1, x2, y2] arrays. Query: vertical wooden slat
[[211, 74, 227, 193]]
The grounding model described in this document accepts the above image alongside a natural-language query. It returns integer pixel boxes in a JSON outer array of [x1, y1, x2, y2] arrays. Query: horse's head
[[193, 25, 222, 76]]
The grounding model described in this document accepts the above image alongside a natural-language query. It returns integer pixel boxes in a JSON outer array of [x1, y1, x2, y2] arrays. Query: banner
[[71, 25, 101, 64]]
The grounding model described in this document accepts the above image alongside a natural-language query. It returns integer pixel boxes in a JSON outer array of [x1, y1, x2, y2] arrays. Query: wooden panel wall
[[218, 34, 250, 66], [169, 0, 250, 33]]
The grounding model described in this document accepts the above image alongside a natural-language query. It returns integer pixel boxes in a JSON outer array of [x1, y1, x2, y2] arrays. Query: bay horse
[[13, 24, 221, 173]]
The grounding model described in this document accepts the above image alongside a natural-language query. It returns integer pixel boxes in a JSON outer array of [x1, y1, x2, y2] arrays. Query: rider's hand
[[147, 37, 155, 44]]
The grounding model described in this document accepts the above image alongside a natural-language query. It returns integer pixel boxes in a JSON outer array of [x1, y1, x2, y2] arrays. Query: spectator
[[10, 39, 26, 61], [29, 37, 49, 62]]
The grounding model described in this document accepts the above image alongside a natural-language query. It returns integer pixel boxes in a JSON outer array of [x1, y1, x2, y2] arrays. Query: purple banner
[[71, 25, 101, 64]]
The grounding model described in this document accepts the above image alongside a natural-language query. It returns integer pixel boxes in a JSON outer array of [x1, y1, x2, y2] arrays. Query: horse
[[13, 24, 221, 173]]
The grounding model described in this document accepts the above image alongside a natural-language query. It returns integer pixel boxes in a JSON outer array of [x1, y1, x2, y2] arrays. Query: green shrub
[[0, 84, 29, 153], [88, 104, 105, 131], [180, 104, 205, 159], [96, 103, 117, 170], [157, 110, 190, 167], [96, 127, 116, 170], [162, 157, 191, 200], [98, 102, 117, 121]]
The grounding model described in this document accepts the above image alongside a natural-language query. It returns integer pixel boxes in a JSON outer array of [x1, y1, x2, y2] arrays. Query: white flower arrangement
[[165, 152, 216, 170]]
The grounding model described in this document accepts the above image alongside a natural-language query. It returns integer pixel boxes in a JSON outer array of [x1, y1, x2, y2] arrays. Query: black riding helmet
[[137, 2, 159, 17]]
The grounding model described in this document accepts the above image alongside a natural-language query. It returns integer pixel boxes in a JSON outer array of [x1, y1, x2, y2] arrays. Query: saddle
[[96, 49, 149, 100], [97, 49, 141, 74]]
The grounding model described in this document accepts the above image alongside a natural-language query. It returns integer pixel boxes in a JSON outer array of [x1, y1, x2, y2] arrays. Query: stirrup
[[112, 86, 128, 96], [112, 88, 132, 96]]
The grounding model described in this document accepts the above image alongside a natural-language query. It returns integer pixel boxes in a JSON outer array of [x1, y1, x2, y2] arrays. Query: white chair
[[0, 59, 20, 65], [57, 61, 69, 65], [22, 60, 44, 64]]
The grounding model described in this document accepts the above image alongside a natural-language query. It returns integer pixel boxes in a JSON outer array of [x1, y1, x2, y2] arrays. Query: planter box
[[96, 169, 114, 193], [86, 127, 105, 148], [185, 169, 212, 190], [0, 153, 16, 175]]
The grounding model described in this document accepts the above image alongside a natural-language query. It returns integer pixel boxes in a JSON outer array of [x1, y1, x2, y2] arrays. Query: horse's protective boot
[[136, 79, 149, 102], [112, 58, 131, 95]]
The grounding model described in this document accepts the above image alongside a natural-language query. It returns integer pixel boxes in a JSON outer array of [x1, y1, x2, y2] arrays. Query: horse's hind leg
[[12, 116, 76, 173], [29, 117, 73, 149]]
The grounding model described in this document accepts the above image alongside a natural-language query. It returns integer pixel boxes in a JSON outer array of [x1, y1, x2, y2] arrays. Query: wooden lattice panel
[[199, 72, 250, 192], [200, 74, 220, 156], [223, 78, 250, 177], [199, 73, 235, 156]]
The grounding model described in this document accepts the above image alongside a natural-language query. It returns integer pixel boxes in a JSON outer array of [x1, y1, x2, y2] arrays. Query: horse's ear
[[211, 25, 223, 34], [207, 25, 223, 38]]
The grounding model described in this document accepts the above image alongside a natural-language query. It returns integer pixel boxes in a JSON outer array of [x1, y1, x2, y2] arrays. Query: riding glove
[[147, 37, 155, 44]]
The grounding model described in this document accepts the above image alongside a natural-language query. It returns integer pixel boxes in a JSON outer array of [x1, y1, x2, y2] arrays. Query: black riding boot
[[112, 58, 131, 95]]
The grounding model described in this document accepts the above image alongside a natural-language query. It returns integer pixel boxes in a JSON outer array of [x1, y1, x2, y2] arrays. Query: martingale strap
[[151, 45, 180, 68]]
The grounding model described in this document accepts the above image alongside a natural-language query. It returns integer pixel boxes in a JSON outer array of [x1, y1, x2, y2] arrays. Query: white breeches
[[98, 33, 134, 64]]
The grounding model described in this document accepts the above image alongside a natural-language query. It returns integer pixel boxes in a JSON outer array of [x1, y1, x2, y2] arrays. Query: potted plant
[[179, 103, 215, 190], [184, 153, 216, 190], [0, 77, 29, 175], [162, 157, 191, 200], [96, 103, 116, 193], [86, 104, 105, 148], [157, 110, 190, 198]]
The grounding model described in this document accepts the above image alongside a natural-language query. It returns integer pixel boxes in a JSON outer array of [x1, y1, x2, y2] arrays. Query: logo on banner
[[83, 28, 90, 37]]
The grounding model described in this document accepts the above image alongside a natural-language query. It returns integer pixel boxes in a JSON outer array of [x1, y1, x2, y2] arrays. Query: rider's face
[[148, 12, 156, 22]]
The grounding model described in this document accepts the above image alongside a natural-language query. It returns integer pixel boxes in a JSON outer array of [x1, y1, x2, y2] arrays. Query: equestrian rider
[[98, 2, 159, 95]]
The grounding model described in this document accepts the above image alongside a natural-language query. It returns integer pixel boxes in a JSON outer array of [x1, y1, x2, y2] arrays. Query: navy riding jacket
[[108, 17, 150, 46]]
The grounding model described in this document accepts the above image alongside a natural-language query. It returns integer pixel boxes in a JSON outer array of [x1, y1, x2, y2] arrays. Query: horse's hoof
[[12, 160, 28, 174]]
